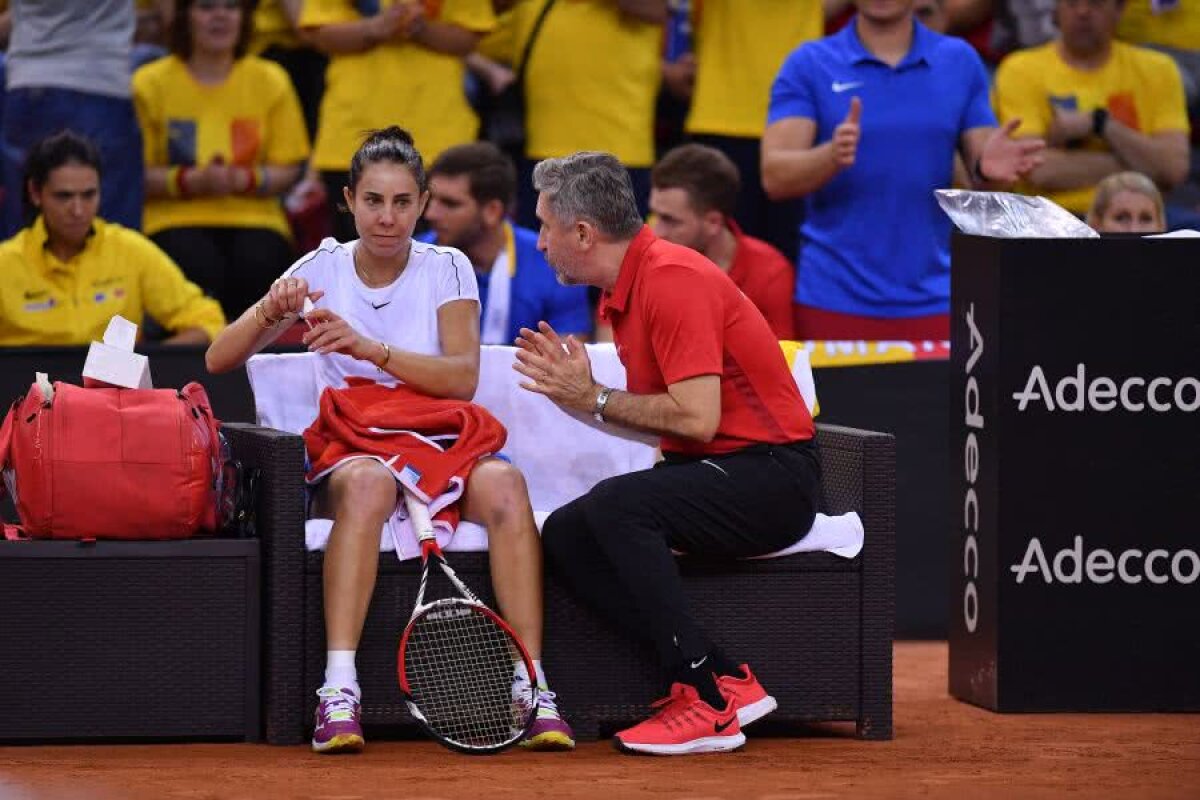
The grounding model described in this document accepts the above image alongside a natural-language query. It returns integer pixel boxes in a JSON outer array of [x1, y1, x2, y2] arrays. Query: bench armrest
[[221, 422, 307, 745], [815, 421, 895, 738]]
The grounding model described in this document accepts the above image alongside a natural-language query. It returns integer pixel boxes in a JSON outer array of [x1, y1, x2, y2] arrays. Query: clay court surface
[[1, 642, 1195, 800]]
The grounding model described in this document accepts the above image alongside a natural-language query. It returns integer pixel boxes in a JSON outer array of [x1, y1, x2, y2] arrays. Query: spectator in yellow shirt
[[993, 0, 1190, 215], [252, 0, 327, 141], [0, 131, 226, 347], [1117, 0, 1199, 114], [684, 0, 824, 261], [134, 0, 311, 322], [300, 0, 497, 243], [498, 0, 666, 228]]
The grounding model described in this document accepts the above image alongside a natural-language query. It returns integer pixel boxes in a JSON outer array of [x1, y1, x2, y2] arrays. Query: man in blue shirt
[[762, 0, 1044, 341], [423, 142, 593, 343]]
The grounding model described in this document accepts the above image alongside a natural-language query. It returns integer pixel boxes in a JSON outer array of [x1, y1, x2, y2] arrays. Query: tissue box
[[81, 315, 153, 389], [82, 341, 152, 389]]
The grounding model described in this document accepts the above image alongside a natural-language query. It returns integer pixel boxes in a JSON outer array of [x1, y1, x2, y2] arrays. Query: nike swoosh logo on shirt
[[714, 716, 736, 733], [690, 655, 709, 669], [371, 301, 391, 310], [832, 81, 863, 93]]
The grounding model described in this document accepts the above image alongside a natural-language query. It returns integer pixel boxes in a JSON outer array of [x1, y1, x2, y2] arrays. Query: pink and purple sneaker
[[311, 686, 364, 754], [518, 687, 575, 751]]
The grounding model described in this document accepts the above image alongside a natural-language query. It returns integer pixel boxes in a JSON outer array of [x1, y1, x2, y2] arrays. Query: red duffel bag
[[0, 380, 221, 540]]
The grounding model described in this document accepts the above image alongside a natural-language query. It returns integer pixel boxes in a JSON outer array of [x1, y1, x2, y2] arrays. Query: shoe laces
[[647, 684, 703, 728], [534, 688, 561, 720], [317, 687, 358, 724]]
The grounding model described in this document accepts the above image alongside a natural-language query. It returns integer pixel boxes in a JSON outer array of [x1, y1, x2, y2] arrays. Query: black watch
[[1091, 108, 1110, 138]]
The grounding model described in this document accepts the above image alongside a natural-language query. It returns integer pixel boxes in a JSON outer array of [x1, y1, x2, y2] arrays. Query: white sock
[[324, 650, 359, 697], [514, 659, 549, 690]]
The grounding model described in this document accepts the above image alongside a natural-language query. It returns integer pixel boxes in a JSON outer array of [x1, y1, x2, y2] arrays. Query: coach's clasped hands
[[513, 322, 599, 414]]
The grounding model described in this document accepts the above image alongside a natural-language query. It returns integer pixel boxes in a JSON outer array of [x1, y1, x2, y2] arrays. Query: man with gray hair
[[514, 152, 821, 756]]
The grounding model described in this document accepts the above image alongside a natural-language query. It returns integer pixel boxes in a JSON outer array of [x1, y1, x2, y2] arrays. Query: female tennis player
[[206, 126, 573, 754]]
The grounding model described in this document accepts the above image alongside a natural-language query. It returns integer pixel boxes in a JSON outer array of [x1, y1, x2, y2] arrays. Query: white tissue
[[102, 315, 138, 351]]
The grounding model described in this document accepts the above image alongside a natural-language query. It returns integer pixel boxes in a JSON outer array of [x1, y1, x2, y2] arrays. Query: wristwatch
[[1091, 108, 1110, 138], [592, 386, 614, 423]]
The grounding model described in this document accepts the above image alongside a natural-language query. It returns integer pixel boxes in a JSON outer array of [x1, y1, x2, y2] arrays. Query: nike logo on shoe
[[371, 301, 391, 310], [714, 716, 736, 733], [832, 81, 863, 93]]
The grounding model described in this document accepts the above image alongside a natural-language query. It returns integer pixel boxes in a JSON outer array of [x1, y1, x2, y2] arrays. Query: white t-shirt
[[282, 237, 480, 391]]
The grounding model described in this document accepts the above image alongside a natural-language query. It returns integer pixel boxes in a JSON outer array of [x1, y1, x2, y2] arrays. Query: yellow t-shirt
[[301, 0, 496, 170], [0, 218, 226, 347], [252, 0, 303, 53], [515, 0, 661, 166], [685, 0, 824, 139], [1117, 0, 1200, 52], [993, 41, 1190, 214], [133, 55, 311, 237]]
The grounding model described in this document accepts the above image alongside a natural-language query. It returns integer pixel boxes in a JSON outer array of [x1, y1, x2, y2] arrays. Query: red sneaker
[[717, 664, 778, 727], [613, 683, 744, 756]]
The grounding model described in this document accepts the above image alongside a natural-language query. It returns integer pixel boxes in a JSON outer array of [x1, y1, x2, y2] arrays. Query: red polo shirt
[[599, 227, 814, 456], [727, 220, 795, 340]]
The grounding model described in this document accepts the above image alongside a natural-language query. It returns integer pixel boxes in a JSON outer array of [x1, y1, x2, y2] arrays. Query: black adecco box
[[948, 234, 1199, 712]]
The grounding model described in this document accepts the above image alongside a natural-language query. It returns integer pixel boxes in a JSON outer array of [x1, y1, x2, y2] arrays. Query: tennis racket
[[396, 489, 539, 754]]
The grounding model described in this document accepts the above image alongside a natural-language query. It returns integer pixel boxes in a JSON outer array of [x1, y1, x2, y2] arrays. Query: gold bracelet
[[375, 340, 391, 369], [254, 302, 281, 329]]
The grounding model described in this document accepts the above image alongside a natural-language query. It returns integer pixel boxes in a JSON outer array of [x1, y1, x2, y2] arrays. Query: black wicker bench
[[223, 420, 894, 745]]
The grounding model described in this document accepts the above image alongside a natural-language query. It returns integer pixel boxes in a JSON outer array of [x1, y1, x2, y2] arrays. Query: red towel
[[304, 379, 507, 531]]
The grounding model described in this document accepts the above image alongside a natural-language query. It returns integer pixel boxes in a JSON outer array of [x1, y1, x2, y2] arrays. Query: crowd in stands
[[0, 0, 1194, 348]]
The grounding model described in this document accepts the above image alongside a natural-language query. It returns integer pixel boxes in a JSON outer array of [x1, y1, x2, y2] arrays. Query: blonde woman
[[1086, 172, 1166, 234]]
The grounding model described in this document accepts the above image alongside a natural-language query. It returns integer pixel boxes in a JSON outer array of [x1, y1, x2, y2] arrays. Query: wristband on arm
[[166, 165, 192, 198]]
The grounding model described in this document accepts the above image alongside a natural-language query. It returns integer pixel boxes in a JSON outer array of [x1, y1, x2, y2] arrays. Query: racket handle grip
[[420, 537, 443, 559], [403, 488, 437, 543]]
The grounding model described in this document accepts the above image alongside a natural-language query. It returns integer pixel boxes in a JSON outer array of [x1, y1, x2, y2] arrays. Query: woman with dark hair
[[0, 130, 225, 346], [133, 0, 311, 321], [206, 127, 574, 755]]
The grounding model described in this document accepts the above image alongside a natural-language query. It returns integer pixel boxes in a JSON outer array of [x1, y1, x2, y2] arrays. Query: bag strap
[[0, 397, 17, 478], [514, 0, 558, 85]]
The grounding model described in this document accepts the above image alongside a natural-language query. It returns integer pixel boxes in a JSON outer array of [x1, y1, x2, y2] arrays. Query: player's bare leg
[[309, 458, 397, 754]]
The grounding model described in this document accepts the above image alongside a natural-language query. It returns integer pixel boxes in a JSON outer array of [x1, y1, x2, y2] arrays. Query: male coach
[[514, 152, 820, 756]]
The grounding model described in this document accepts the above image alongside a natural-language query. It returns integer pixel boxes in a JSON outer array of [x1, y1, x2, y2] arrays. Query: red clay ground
[[1, 642, 1197, 800]]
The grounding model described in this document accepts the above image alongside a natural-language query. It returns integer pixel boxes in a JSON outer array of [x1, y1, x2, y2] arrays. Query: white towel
[[304, 509, 863, 560], [249, 346, 858, 562]]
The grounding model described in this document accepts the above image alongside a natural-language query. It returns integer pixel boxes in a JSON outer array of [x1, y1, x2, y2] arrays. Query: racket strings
[[403, 604, 531, 749]]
